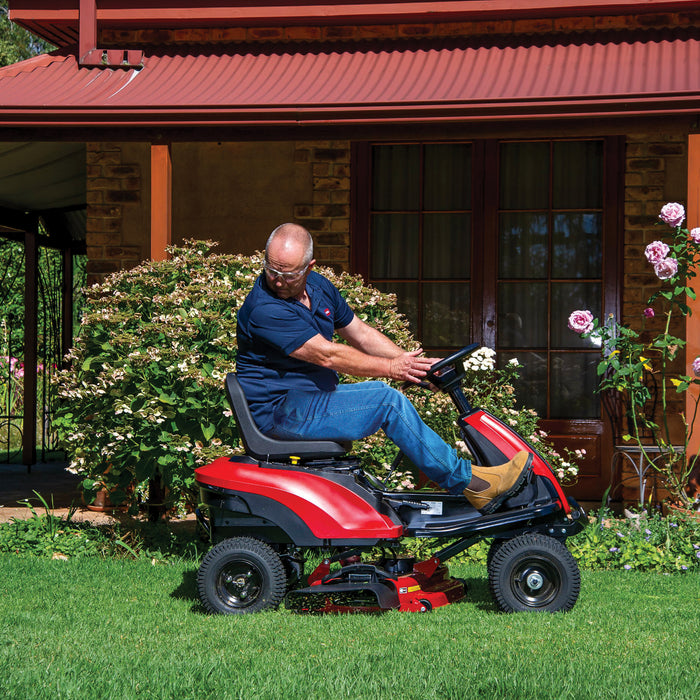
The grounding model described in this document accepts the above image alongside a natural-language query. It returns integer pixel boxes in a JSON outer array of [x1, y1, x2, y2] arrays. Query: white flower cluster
[[463, 346, 496, 372]]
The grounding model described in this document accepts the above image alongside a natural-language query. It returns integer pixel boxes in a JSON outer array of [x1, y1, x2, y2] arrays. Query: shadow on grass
[[171, 568, 209, 613], [458, 575, 497, 612]]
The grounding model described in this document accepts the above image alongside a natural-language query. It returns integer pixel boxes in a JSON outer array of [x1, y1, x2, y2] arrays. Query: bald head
[[266, 223, 314, 267]]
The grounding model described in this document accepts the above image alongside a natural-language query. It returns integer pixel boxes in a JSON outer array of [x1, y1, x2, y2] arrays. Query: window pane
[[500, 142, 550, 210], [552, 213, 602, 279], [498, 282, 547, 349], [372, 145, 420, 211], [550, 282, 601, 349], [499, 352, 547, 415], [422, 213, 471, 279], [550, 352, 600, 418], [423, 143, 472, 211], [553, 141, 603, 209], [499, 213, 548, 278], [423, 283, 470, 347], [374, 282, 418, 335], [370, 213, 419, 278]]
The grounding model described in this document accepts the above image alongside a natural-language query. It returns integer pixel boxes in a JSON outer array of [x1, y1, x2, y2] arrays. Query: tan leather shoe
[[463, 451, 533, 514]]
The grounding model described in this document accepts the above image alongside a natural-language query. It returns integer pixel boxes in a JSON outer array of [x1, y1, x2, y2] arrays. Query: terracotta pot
[[665, 501, 700, 519], [85, 487, 125, 513]]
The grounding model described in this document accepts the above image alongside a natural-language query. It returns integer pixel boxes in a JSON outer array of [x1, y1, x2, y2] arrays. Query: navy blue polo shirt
[[235, 271, 355, 433]]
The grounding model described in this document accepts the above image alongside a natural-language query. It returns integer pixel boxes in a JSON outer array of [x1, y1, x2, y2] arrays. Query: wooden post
[[686, 134, 700, 457], [79, 0, 97, 63], [22, 223, 38, 470], [61, 247, 73, 365], [150, 143, 172, 261]]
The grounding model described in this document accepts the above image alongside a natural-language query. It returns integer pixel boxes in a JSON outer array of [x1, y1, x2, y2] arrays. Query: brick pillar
[[85, 143, 143, 285], [293, 141, 351, 272]]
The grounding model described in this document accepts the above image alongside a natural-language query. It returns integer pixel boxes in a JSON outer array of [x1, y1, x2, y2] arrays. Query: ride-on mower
[[195, 344, 586, 615]]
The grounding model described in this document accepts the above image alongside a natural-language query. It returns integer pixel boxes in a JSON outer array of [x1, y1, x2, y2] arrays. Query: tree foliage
[[0, 0, 54, 68]]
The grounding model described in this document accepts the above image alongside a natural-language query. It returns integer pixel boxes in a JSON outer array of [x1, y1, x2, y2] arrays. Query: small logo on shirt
[[324, 308, 331, 316]]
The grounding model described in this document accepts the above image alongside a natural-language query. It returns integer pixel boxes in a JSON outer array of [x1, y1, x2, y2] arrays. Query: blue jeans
[[269, 381, 471, 495]]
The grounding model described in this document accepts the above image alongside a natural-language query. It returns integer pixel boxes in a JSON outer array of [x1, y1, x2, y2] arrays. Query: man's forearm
[[337, 316, 405, 359], [290, 334, 433, 383]]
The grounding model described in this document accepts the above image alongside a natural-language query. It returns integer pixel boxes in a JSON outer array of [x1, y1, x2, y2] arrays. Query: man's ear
[[308, 259, 316, 271]]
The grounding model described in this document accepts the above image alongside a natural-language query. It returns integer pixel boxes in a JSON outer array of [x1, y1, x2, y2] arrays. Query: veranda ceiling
[[0, 142, 86, 244]]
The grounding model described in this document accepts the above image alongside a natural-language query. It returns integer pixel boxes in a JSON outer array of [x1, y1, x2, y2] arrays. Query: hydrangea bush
[[54, 240, 578, 513]]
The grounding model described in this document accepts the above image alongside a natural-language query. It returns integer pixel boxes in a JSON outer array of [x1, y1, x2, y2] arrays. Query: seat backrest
[[226, 373, 348, 461]]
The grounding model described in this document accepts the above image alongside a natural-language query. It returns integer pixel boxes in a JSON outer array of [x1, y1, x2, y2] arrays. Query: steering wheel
[[425, 343, 481, 391]]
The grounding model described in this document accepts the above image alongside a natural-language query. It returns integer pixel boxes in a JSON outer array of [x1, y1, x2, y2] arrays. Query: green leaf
[[201, 422, 216, 441]]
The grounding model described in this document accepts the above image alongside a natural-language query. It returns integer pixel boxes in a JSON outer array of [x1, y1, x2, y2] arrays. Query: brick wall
[[621, 133, 689, 504], [623, 133, 687, 377], [293, 141, 351, 272], [85, 143, 143, 286]]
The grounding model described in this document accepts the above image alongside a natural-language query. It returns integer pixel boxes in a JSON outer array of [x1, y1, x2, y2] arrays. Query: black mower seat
[[226, 373, 349, 461]]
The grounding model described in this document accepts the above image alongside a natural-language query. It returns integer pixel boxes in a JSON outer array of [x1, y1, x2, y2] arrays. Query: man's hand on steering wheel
[[388, 349, 440, 384]]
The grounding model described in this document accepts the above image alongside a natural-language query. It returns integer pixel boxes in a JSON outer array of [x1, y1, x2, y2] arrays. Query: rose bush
[[54, 240, 579, 514], [569, 202, 700, 509]]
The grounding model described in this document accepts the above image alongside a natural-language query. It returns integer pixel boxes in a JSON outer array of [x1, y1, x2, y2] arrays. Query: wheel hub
[[525, 571, 544, 590], [219, 563, 262, 607], [512, 560, 558, 606]]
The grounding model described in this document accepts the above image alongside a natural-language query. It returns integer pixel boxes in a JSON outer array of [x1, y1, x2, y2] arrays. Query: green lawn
[[1, 556, 698, 699]]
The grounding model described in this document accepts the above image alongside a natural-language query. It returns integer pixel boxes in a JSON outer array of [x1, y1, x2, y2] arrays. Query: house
[[3, 0, 700, 500]]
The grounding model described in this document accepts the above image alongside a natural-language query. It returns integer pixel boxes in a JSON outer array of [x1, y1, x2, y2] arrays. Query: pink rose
[[643, 307, 655, 318], [693, 357, 700, 377], [567, 309, 594, 334], [659, 202, 685, 228], [645, 240, 670, 264], [654, 257, 678, 280], [691, 228, 700, 243]]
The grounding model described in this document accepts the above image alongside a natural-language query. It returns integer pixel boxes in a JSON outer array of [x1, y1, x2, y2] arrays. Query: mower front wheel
[[488, 533, 580, 613], [197, 537, 287, 615]]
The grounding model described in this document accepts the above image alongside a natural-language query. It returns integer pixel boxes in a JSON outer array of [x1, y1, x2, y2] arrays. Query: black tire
[[197, 537, 287, 615], [486, 538, 506, 571], [488, 533, 580, 613]]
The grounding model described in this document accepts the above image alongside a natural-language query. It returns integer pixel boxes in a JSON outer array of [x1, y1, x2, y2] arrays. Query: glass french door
[[353, 137, 624, 498], [495, 140, 604, 420]]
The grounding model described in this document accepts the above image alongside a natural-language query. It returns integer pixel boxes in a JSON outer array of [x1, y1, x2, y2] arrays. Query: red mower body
[[196, 456, 403, 542], [460, 409, 572, 514]]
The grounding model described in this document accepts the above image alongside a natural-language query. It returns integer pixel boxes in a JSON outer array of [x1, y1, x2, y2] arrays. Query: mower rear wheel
[[197, 537, 287, 615], [488, 533, 580, 613]]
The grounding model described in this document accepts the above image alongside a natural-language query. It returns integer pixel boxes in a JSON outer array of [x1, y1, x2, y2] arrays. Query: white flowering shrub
[[54, 241, 577, 514], [53, 240, 417, 511]]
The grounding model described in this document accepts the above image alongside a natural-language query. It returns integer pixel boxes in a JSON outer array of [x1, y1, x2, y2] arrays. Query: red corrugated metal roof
[[2, 32, 700, 128]]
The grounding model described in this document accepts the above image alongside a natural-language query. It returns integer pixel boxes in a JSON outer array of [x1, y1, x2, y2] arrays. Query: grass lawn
[[1, 557, 698, 700]]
